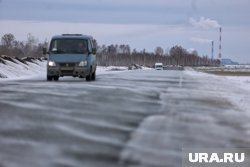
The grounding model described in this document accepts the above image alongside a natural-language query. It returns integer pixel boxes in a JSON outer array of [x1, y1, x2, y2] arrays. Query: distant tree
[[108, 44, 116, 54], [12, 40, 25, 58], [155, 46, 164, 56], [0, 33, 16, 56], [119, 44, 130, 54], [169, 45, 188, 65], [26, 33, 38, 47], [191, 50, 198, 56], [23, 33, 40, 57], [132, 48, 137, 54], [169, 45, 187, 57], [1, 33, 15, 49]]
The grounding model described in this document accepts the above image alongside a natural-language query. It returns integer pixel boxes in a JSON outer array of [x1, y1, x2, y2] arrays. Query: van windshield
[[49, 39, 88, 54], [156, 65, 162, 68]]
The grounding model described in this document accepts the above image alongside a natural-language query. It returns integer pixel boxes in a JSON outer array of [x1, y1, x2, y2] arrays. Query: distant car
[[155, 63, 163, 70], [44, 34, 97, 81]]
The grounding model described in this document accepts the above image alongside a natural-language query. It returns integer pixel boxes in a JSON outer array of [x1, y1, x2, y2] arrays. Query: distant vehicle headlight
[[79, 61, 87, 67], [48, 61, 56, 67]]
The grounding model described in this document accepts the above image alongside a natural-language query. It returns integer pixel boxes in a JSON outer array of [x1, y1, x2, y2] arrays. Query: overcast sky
[[0, 0, 250, 63]]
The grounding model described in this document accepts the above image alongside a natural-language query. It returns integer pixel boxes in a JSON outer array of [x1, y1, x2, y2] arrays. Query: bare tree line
[[97, 45, 220, 67], [0, 33, 44, 58], [0, 33, 220, 66]]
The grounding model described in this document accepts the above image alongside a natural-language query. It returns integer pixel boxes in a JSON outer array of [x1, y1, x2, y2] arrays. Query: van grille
[[59, 63, 75, 67], [61, 70, 74, 74]]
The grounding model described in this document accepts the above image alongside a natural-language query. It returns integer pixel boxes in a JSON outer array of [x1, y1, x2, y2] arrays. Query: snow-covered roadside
[[224, 76, 250, 113], [96, 66, 128, 75], [185, 69, 250, 92], [184, 70, 250, 137], [185, 70, 250, 111], [0, 56, 141, 80], [226, 76, 250, 91], [119, 69, 250, 167], [195, 65, 250, 72], [0, 62, 129, 81], [97, 66, 151, 75], [0, 57, 47, 80]]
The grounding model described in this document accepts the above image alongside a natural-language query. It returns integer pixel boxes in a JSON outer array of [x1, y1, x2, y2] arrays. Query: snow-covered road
[[0, 69, 250, 167]]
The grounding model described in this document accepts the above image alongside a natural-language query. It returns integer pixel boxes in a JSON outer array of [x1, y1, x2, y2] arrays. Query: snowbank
[[185, 68, 250, 113], [195, 65, 250, 72], [0, 56, 144, 80], [226, 76, 250, 92], [186, 67, 250, 91], [97, 66, 128, 73], [0, 56, 47, 79]]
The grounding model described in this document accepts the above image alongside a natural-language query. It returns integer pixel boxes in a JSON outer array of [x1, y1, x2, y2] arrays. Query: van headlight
[[79, 61, 87, 67], [48, 61, 56, 67]]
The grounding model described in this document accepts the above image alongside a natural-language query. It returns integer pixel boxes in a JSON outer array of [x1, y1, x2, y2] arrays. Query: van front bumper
[[47, 64, 89, 77]]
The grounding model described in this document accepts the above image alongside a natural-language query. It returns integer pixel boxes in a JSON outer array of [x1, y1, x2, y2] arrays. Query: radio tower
[[218, 27, 222, 59]]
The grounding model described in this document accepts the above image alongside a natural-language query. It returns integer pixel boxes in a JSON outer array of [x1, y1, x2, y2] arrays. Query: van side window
[[91, 39, 97, 50], [88, 40, 92, 53]]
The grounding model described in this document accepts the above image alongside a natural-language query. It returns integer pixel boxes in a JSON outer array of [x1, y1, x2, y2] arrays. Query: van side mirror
[[92, 48, 97, 54], [43, 48, 47, 55]]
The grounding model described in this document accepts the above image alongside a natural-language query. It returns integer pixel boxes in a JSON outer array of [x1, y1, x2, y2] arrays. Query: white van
[[155, 63, 163, 70]]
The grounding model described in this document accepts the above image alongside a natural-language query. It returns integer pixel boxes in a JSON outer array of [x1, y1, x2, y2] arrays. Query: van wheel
[[54, 76, 59, 81], [86, 74, 91, 81], [86, 67, 92, 81], [47, 75, 52, 81], [91, 70, 96, 80]]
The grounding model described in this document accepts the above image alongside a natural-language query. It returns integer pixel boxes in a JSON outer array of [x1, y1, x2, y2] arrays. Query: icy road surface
[[0, 70, 250, 167]]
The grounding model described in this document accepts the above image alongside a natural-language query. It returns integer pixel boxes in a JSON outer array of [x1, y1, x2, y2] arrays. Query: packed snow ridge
[[0, 55, 47, 79], [0, 55, 147, 79]]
